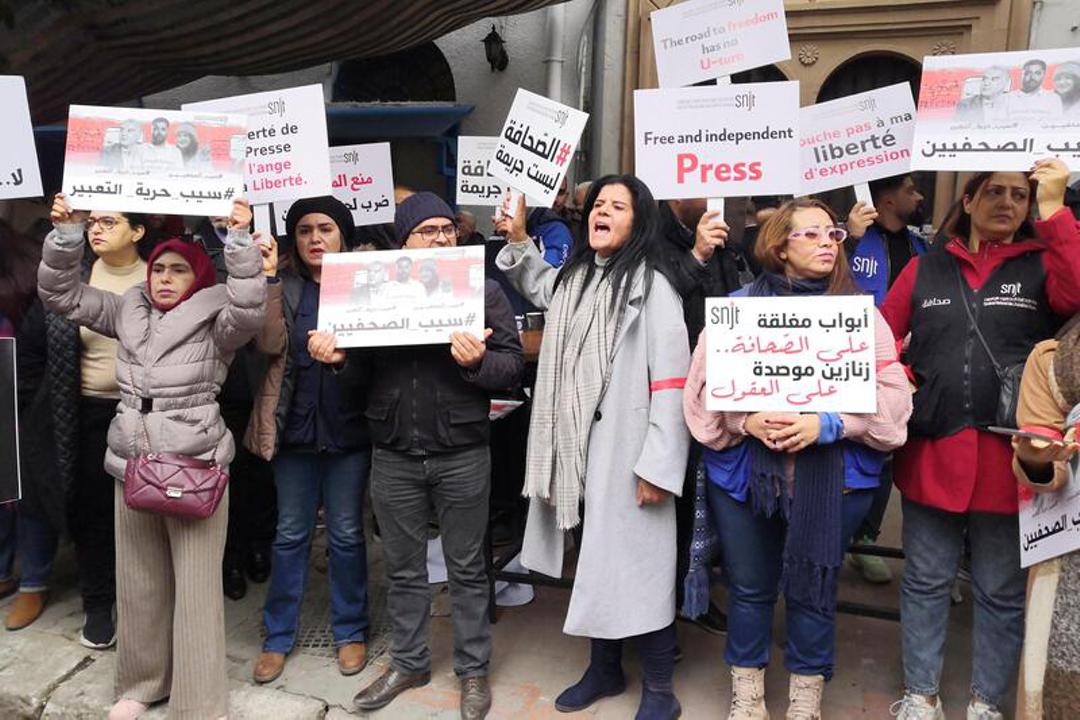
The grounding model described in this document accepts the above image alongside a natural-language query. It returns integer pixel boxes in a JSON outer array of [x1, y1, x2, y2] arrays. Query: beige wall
[[622, 0, 1035, 223]]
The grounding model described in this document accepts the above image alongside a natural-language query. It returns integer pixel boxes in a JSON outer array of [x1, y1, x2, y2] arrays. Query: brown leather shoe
[[252, 651, 286, 684], [353, 667, 431, 711], [5, 591, 46, 630], [337, 642, 367, 676], [461, 676, 492, 720]]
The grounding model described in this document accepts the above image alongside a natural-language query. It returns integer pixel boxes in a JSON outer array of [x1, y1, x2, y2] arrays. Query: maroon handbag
[[123, 367, 229, 519]]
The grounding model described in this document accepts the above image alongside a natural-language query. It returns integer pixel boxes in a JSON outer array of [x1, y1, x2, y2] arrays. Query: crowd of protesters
[[1, 151, 1080, 720]]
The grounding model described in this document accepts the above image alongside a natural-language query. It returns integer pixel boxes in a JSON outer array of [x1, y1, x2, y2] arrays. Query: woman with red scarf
[[883, 159, 1080, 720], [38, 194, 273, 720]]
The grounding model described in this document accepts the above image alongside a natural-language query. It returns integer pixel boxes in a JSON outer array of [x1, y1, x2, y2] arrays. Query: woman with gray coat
[[495, 175, 691, 720], [38, 195, 271, 720]]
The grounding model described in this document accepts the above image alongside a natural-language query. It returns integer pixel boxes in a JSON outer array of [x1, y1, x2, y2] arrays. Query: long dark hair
[[755, 197, 861, 295], [553, 174, 662, 311], [942, 171, 1038, 242]]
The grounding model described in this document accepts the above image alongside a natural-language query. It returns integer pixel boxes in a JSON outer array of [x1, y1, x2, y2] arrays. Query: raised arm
[[37, 222, 124, 338], [211, 229, 269, 354], [495, 239, 559, 309]]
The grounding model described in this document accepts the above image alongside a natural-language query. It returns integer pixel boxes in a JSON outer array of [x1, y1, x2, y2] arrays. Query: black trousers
[[221, 403, 277, 568], [674, 443, 704, 609], [71, 396, 118, 613]]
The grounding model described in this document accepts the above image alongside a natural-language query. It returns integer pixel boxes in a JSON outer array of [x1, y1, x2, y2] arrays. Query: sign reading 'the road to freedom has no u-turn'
[[634, 81, 800, 200]]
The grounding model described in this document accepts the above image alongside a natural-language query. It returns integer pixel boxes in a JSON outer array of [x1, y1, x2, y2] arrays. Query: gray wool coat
[[497, 241, 691, 639], [37, 228, 267, 480]]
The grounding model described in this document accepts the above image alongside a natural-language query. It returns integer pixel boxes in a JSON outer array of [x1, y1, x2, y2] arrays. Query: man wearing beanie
[[311, 192, 523, 720]]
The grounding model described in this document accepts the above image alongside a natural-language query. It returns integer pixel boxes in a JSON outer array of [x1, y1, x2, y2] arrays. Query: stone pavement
[[0, 491, 993, 718]]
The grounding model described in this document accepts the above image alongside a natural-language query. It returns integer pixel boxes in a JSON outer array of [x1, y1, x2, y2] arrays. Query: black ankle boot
[[635, 624, 680, 720], [554, 639, 625, 712]]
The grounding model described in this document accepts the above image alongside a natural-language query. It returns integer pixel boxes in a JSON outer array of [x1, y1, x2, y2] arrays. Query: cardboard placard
[[0, 76, 43, 199]]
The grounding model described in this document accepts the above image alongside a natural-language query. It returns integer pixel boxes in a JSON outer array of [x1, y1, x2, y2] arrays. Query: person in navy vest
[[883, 159, 1080, 720], [843, 173, 929, 586]]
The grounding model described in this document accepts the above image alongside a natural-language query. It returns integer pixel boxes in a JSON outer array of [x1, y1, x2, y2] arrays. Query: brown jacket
[[244, 280, 285, 461]]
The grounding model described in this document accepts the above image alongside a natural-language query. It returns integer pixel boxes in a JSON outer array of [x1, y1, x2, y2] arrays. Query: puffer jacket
[[37, 225, 267, 479]]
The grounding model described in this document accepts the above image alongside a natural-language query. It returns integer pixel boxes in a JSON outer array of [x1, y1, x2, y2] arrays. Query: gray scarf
[[523, 260, 626, 529]]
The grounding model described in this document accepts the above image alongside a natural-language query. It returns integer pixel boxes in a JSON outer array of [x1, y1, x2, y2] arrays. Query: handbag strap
[[953, 261, 1005, 379]]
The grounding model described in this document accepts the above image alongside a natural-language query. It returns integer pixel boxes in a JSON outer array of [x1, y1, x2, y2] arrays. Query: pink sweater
[[683, 307, 912, 455]]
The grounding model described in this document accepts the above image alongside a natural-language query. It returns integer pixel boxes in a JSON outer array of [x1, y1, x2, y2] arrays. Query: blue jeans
[[0, 504, 13, 582], [263, 449, 370, 653], [900, 497, 1026, 707], [708, 483, 873, 680], [0, 506, 58, 591]]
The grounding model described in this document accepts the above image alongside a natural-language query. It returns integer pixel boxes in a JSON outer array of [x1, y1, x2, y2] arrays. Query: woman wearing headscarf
[[883, 159, 1080, 720], [495, 176, 691, 720], [683, 198, 911, 719], [1010, 317, 1080, 719], [246, 197, 372, 684], [38, 194, 271, 720]]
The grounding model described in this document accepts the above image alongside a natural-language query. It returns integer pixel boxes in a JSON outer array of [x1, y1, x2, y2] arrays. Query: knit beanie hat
[[394, 192, 455, 247], [284, 196, 356, 246], [146, 238, 218, 311]]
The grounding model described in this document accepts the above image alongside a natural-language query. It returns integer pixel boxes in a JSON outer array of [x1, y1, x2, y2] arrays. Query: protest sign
[[0, 339, 20, 503], [457, 136, 511, 206], [650, 0, 790, 88], [634, 82, 800, 200], [799, 83, 916, 196], [62, 106, 247, 215], [0, 76, 43, 200], [1018, 458, 1080, 568], [912, 47, 1080, 171], [489, 89, 589, 207], [318, 246, 485, 348], [184, 84, 332, 204], [705, 296, 876, 413], [328, 143, 394, 225]]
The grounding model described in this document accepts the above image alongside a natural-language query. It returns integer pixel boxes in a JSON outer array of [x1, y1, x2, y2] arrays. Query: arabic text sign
[[457, 136, 511, 206], [489, 89, 589, 207], [912, 47, 1080, 171], [184, 84, 332, 204], [63, 106, 247, 215], [635, 82, 800, 200], [1019, 459, 1080, 568], [705, 296, 877, 413], [0, 77, 43, 200], [318, 246, 486, 348], [800, 83, 916, 195], [329, 143, 394, 225], [0, 339, 20, 503], [650, 0, 790, 88]]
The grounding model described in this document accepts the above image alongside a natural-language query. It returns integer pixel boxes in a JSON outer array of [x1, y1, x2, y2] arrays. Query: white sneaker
[[890, 693, 944, 720], [966, 699, 1004, 720], [728, 666, 770, 720], [786, 674, 824, 719]]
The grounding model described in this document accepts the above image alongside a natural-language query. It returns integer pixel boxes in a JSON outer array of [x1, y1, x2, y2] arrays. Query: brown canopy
[[0, 0, 564, 123]]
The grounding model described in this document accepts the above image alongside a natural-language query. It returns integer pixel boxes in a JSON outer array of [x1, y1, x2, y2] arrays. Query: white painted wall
[[1028, 0, 1080, 50]]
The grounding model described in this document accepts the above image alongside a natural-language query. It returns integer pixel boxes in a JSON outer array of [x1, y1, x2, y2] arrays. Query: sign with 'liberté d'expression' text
[[650, 0, 791, 88], [634, 82, 800, 199], [705, 296, 877, 413]]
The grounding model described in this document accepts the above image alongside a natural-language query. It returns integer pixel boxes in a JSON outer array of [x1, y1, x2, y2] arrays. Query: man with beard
[[1006, 59, 1064, 120], [138, 117, 184, 171]]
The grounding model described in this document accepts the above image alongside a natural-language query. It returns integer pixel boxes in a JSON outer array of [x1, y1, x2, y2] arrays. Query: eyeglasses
[[85, 216, 129, 232], [410, 223, 458, 243], [787, 225, 847, 244]]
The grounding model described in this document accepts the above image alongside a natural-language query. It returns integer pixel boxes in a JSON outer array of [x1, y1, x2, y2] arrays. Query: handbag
[[122, 367, 228, 519], [954, 264, 1024, 429]]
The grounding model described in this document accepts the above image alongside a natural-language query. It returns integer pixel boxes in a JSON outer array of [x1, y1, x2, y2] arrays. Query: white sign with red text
[[800, 83, 917, 195], [634, 82, 800, 199], [650, 0, 790, 88], [184, 84, 331, 205], [705, 296, 877, 413]]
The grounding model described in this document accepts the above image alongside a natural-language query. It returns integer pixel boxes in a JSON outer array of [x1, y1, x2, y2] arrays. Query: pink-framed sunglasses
[[787, 225, 848, 244]]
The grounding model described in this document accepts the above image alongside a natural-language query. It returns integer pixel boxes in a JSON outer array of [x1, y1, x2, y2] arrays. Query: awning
[[0, 0, 565, 123]]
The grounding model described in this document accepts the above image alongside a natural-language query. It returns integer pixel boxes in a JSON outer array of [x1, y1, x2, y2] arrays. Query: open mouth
[[592, 220, 612, 239]]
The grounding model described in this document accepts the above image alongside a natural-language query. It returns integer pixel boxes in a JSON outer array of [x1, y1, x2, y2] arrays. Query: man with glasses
[[311, 192, 523, 719]]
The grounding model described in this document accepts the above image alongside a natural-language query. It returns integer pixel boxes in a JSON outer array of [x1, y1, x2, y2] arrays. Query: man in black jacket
[[311, 192, 523, 720]]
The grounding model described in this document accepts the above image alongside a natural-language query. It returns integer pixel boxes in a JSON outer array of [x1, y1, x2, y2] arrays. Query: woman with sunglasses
[[883, 159, 1080, 720], [5, 205, 151, 644], [683, 198, 912, 719]]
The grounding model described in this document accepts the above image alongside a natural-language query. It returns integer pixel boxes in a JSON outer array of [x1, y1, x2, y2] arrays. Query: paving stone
[[0, 629, 94, 719]]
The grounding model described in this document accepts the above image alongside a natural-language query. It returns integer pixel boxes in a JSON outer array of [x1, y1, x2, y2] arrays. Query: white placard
[[329, 143, 395, 226], [650, 0, 791, 88], [634, 82, 800, 200], [318, 246, 486, 348], [457, 136, 511, 206], [63, 105, 248, 215], [184, 84, 332, 204], [0, 77, 43, 199], [912, 47, 1080, 171], [489, 89, 589, 208], [705, 296, 877, 413], [800, 83, 917, 195], [1019, 459, 1080, 568]]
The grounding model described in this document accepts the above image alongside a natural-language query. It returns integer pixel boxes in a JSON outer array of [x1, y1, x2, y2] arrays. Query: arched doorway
[[815, 53, 933, 224], [333, 42, 456, 102]]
